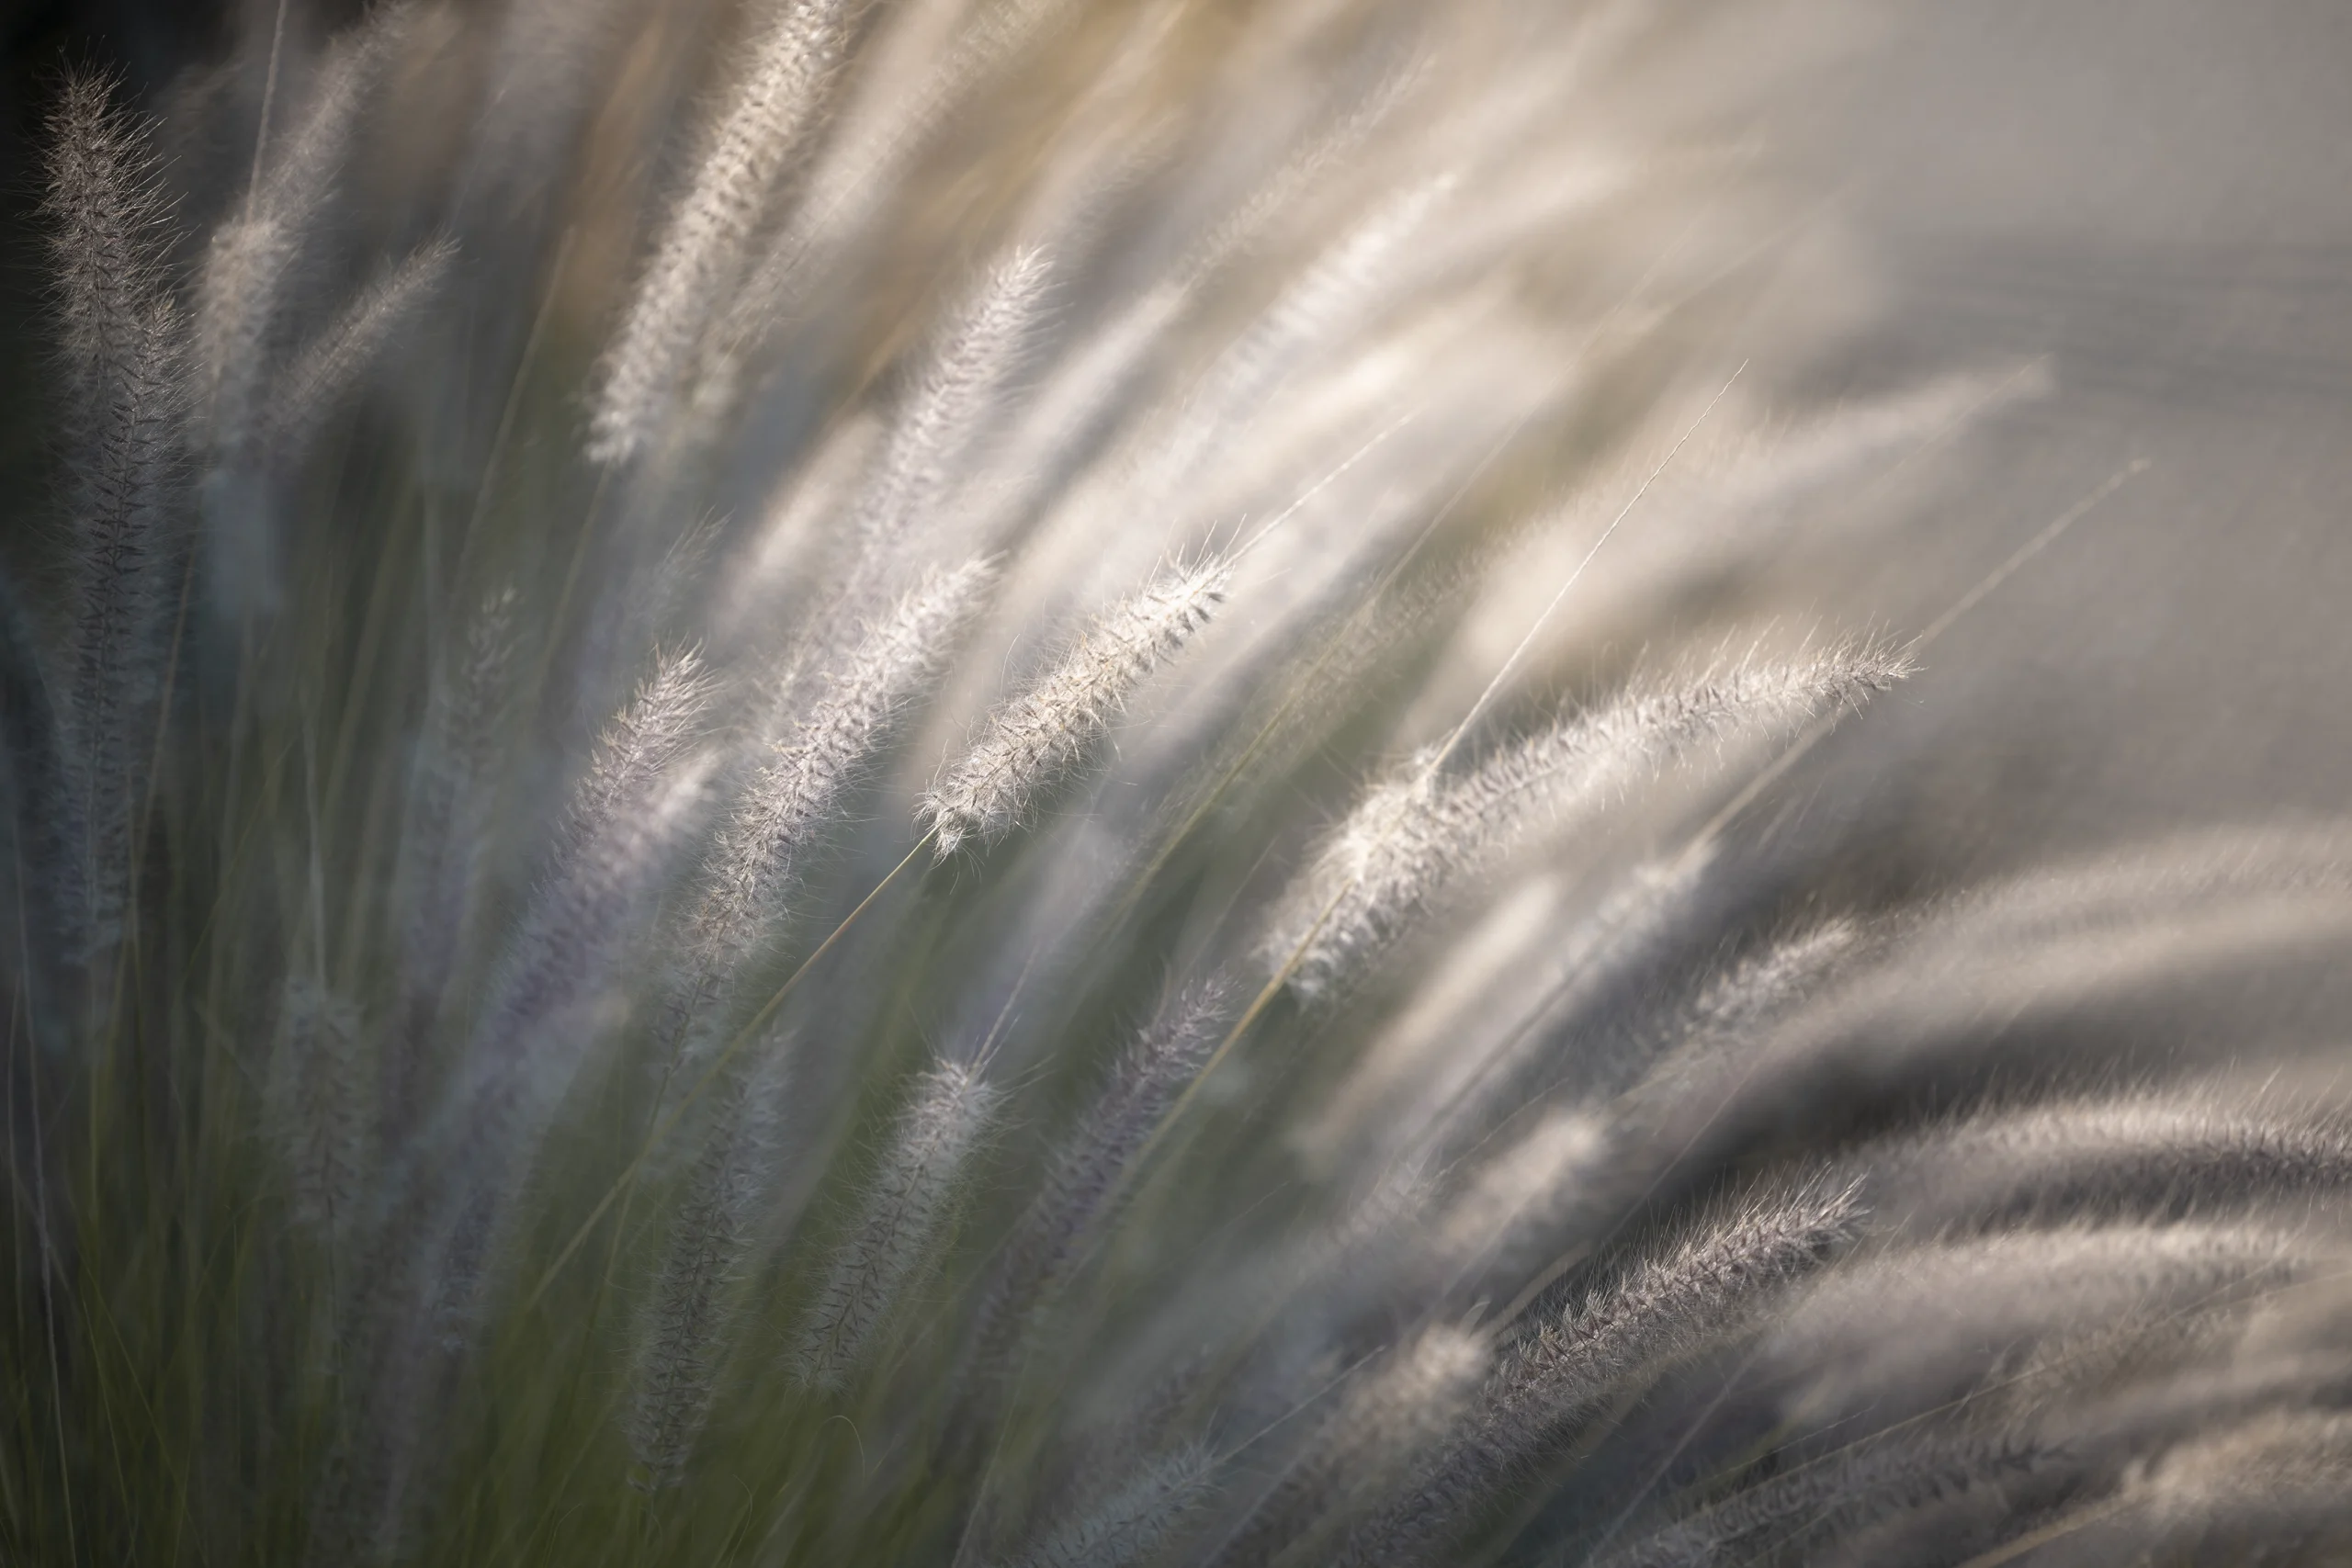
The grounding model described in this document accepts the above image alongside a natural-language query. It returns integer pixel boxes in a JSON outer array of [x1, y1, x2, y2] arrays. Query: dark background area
[[4, 0, 224, 101], [1, 0, 232, 560]]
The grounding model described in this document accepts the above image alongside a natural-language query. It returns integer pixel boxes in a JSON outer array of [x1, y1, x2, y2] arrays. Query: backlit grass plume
[[589, 0, 858, 465], [3, 3, 2347, 1566], [921, 557, 1229, 857], [40, 71, 187, 963]]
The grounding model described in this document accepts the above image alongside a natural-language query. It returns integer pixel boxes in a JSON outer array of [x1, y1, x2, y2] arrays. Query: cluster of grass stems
[[3, 1, 2349, 1563]]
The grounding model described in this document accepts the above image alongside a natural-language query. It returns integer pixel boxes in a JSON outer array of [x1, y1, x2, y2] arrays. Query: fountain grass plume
[[1205, 1322, 1488, 1568], [1762, 1222, 2312, 1401], [628, 1047, 789, 1488], [1330, 1176, 1866, 1568], [662, 558, 995, 1077], [193, 213, 296, 456], [263, 236, 458, 462], [194, 3, 410, 457], [921, 558, 1231, 858], [1573, 1428, 2060, 1568], [41, 70, 188, 960], [794, 1056, 1005, 1391], [590, 0, 857, 464], [419, 646, 720, 1295], [853, 245, 1057, 557], [1852, 1089, 2352, 1235], [1007, 1440, 1221, 1568], [2124, 1410, 2352, 1547], [385, 585, 519, 1134], [552, 646, 716, 862], [1273, 643, 1912, 1004], [967, 982, 1230, 1394], [722, 0, 1084, 342], [1496, 1175, 1867, 1429], [269, 976, 372, 1247], [1426, 1108, 1608, 1293]]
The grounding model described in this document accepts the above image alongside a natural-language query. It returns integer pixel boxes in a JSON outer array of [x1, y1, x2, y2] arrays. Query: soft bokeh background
[[1798, 1, 2352, 874]]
